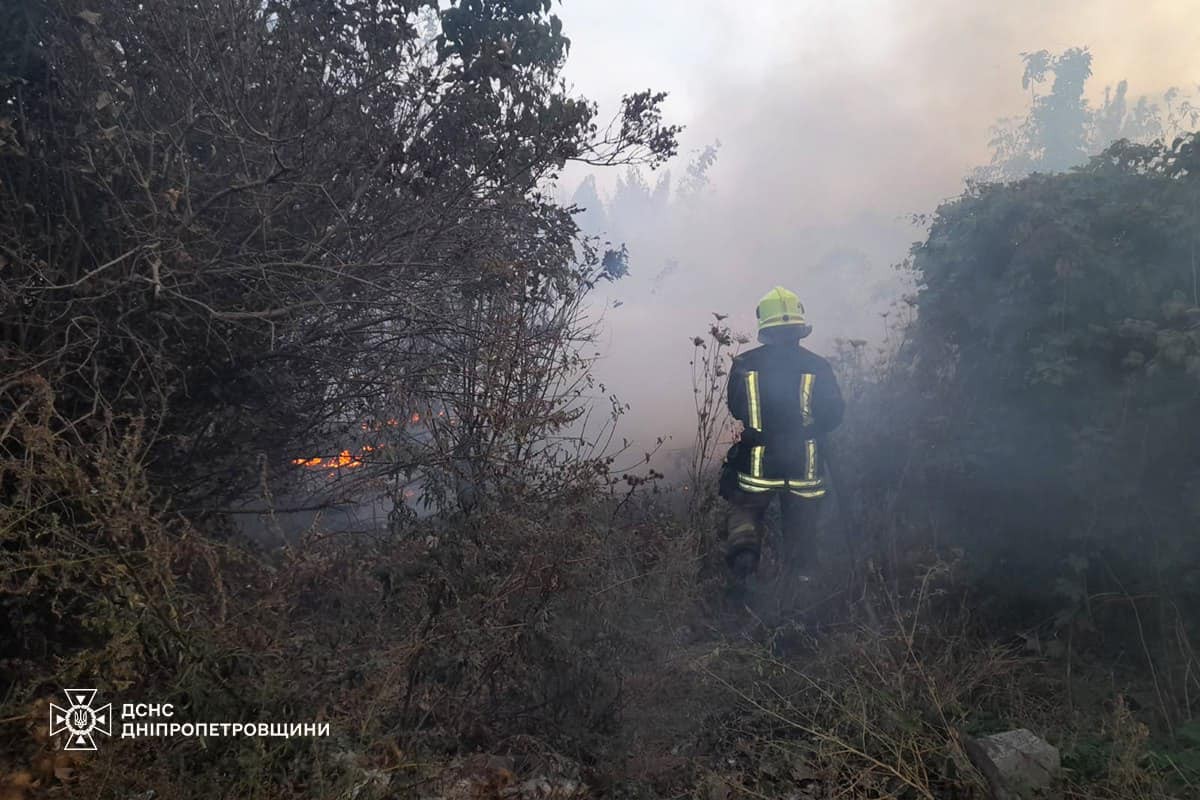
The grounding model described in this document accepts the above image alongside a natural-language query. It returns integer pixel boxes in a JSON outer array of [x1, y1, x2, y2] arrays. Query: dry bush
[[0, 376, 252, 792], [1, 468, 702, 797], [674, 549, 1194, 800], [2, 0, 678, 519], [685, 315, 745, 518], [688, 561, 1031, 799], [1, 4, 683, 788], [0, 377, 222, 694], [2, 375, 1188, 799]]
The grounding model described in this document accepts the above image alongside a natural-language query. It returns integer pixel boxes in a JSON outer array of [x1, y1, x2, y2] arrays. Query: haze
[[552, 0, 1200, 468]]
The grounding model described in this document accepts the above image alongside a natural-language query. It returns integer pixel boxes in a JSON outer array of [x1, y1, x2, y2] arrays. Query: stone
[[964, 728, 1061, 800]]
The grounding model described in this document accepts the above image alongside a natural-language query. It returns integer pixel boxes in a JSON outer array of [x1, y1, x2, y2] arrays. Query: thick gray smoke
[[554, 0, 1200, 473]]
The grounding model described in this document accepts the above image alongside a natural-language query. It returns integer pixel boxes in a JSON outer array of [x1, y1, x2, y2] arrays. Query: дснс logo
[[49, 689, 112, 751]]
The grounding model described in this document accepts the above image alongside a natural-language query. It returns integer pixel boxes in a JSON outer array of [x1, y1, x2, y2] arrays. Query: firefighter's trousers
[[724, 487, 819, 572]]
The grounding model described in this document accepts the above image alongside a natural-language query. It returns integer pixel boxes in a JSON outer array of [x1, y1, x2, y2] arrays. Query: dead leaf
[[702, 774, 732, 800], [3, 771, 34, 789], [30, 753, 54, 781], [77, 10, 102, 26]]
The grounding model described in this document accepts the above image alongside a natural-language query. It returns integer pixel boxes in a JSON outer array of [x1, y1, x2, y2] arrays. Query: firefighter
[[719, 286, 845, 581]]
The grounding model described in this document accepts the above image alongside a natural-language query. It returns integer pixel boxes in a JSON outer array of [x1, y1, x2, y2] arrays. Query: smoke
[[555, 0, 1200, 471]]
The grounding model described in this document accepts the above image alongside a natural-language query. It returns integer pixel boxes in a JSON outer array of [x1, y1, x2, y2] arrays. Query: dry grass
[[2, 384, 1194, 799]]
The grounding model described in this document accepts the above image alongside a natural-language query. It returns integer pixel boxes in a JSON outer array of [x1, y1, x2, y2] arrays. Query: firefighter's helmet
[[755, 286, 812, 340]]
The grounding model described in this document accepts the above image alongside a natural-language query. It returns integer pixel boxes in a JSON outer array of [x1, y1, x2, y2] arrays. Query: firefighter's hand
[[738, 428, 762, 446]]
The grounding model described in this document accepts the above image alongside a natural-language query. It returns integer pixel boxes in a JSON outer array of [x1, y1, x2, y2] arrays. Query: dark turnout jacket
[[723, 344, 844, 498]]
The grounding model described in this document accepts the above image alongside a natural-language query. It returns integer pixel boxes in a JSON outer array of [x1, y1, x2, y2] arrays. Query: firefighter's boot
[[724, 503, 762, 578]]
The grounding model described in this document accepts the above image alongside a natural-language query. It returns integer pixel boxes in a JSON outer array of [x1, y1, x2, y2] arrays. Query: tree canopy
[[898, 133, 1200, 608], [1, 0, 680, 514]]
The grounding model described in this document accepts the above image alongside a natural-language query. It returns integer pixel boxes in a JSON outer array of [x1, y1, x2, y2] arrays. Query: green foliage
[[1062, 715, 1200, 793], [818, 137, 1200, 753], [977, 47, 1198, 181], [1063, 736, 1111, 782], [1022, 47, 1094, 171]]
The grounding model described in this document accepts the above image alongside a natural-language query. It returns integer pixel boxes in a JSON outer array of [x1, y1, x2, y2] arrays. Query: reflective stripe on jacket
[[726, 344, 844, 498]]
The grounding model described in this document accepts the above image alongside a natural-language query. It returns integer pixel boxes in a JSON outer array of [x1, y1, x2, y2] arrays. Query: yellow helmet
[[756, 286, 812, 340]]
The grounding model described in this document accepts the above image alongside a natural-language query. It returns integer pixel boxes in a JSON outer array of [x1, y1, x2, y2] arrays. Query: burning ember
[[360, 419, 401, 431], [291, 445, 375, 470], [292, 411, 447, 471]]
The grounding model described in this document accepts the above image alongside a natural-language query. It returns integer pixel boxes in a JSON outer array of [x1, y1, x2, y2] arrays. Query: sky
[[548, 0, 1200, 470]]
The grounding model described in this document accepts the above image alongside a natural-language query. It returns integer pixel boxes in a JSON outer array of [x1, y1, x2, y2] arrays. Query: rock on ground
[[964, 728, 1061, 800]]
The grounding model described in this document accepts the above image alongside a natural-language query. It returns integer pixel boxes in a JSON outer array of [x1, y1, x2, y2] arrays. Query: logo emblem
[[49, 689, 112, 751]]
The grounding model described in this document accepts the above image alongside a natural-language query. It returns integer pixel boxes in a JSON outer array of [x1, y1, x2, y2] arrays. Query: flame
[[292, 448, 367, 469], [293, 411, 444, 470], [291, 446, 375, 469]]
